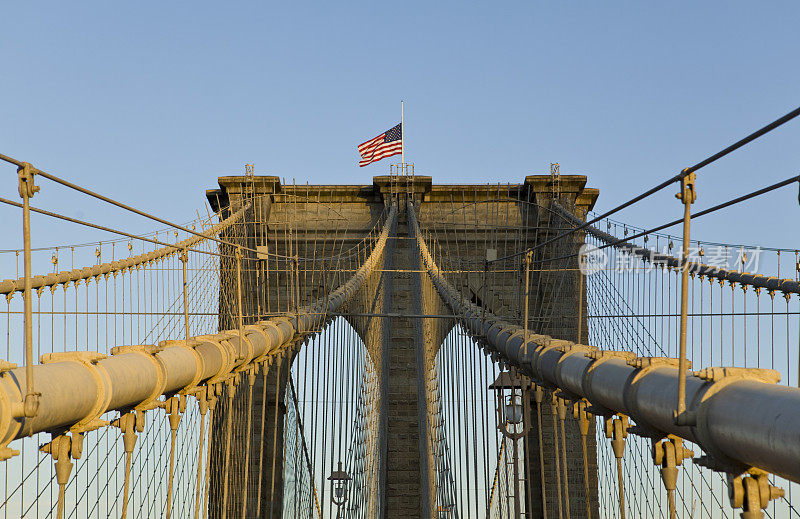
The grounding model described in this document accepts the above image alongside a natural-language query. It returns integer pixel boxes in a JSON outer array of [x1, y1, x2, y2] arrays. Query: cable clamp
[[110, 344, 167, 412], [675, 170, 697, 204], [40, 433, 75, 486], [693, 367, 780, 384], [40, 351, 111, 433], [605, 414, 629, 459], [585, 350, 637, 362], [689, 367, 781, 468], [17, 163, 40, 200], [728, 469, 784, 518], [627, 356, 685, 370], [652, 435, 694, 507]]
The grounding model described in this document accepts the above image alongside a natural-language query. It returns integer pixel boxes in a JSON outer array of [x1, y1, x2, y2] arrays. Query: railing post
[[675, 170, 696, 424], [180, 249, 190, 340], [18, 162, 40, 418]]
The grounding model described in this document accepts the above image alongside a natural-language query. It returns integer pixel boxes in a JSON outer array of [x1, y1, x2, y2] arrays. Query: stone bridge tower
[[206, 173, 599, 518]]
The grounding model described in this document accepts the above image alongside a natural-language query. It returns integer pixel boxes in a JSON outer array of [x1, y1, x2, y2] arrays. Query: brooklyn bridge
[[0, 115, 799, 518]]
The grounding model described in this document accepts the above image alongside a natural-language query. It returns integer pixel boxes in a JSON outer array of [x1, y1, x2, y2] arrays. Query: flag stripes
[[357, 123, 402, 167]]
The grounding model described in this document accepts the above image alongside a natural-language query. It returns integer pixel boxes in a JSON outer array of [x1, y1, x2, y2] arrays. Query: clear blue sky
[[1, 1, 798, 258]]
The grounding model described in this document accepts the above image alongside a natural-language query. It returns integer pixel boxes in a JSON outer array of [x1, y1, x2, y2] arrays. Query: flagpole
[[401, 100, 404, 166]]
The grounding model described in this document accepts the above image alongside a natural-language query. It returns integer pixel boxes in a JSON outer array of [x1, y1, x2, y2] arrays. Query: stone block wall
[[206, 174, 599, 518]]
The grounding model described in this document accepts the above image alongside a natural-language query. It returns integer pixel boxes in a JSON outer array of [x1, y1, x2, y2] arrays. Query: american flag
[[357, 123, 402, 167]]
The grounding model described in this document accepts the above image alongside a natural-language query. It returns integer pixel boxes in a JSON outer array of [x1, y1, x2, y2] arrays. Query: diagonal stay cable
[[521, 174, 800, 287], [492, 104, 800, 263], [571, 174, 800, 255], [0, 196, 228, 258], [0, 151, 292, 259], [0, 199, 245, 296]]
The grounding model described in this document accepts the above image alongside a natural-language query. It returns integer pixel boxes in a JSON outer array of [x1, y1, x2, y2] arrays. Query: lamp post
[[327, 461, 350, 519], [490, 369, 531, 519]]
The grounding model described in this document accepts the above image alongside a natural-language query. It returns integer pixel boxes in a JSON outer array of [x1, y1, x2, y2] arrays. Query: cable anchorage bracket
[[728, 468, 784, 519]]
